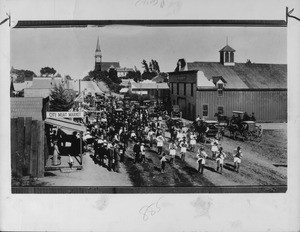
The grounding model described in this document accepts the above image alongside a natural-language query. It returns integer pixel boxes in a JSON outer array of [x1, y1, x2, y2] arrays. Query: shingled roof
[[187, 62, 287, 89]]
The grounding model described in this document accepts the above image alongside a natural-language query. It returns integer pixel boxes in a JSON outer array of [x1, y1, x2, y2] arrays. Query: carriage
[[223, 111, 263, 141]]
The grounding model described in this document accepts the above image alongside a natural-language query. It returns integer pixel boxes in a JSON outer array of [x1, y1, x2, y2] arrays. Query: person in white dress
[[216, 147, 226, 174]]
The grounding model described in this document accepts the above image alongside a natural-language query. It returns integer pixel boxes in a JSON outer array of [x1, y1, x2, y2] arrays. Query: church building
[[94, 37, 120, 71]]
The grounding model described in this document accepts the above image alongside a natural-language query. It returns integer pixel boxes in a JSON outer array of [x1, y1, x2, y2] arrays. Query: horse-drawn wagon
[[218, 111, 263, 141]]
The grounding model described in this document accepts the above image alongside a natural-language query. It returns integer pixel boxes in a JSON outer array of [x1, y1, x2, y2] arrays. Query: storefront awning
[[44, 118, 86, 132]]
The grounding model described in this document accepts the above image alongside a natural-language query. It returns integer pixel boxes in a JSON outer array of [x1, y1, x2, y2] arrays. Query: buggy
[[226, 111, 263, 141]]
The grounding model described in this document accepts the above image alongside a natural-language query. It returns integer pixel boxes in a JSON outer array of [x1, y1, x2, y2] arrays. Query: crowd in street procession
[[51, 93, 244, 175]]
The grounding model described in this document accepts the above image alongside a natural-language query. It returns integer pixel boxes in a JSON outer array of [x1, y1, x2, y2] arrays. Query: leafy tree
[[152, 60, 160, 73], [49, 83, 75, 111], [40, 67, 57, 77], [126, 70, 142, 82], [141, 72, 156, 80], [174, 58, 186, 72], [108, 68, 121, 84], [141, 60, 149, 73], [141, 59, 160, 80], [11, 68, 37, 83]]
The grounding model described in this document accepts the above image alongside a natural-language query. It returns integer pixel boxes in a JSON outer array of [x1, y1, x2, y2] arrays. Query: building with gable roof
[[168, 43, 287, 122], [94, 36, 120, 72]]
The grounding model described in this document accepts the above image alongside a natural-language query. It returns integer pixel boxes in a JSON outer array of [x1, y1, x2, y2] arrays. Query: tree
[[174, 58, 186, 72], [141, 60, 149, 73], [141, 72, 156, 80], [126, 70, 142, 82], [40, 67, 57, 77], [11, 68, 37, 83], [141, 59, 160, 80], [152, 60, 160, 73], [108, 68, 121, 84], [49, 83, 75, 111]]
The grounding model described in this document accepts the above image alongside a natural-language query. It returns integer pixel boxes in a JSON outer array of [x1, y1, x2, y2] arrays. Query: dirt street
[[38, 124, 286, 188], [123, 125, 287, 187]]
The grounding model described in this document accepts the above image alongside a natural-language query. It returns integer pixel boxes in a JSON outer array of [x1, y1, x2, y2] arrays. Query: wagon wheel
[[243, 131, 251, 141], [233, 131, 240, 140]]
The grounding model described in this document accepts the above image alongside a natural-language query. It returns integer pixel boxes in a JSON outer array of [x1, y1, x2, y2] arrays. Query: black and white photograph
[[1, 0, 300, 231], [9, 18, 288, 193]]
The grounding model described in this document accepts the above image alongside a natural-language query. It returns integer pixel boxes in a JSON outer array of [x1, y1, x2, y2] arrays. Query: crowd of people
[[51, 93, 244, 176]]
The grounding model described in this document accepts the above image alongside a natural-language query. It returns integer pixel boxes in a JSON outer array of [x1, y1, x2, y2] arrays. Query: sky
[[10, 26, 286, 79]]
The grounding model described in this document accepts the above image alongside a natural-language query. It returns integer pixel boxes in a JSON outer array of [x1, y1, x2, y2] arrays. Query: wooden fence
[[11, 117, 48, 178]]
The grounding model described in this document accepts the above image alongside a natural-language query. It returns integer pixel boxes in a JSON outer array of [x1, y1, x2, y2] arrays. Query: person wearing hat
[[197, 147, 208, 174], [140, 142, 146, 163], [216, 147, 226, 174], [179, 137, 188, 162], [189, 131, 197, 152], [233, 146, 243, 173], [169, 140, 177, 165], [156, 133, 165, 155]]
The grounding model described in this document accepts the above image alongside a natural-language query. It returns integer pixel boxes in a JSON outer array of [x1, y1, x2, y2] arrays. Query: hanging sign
[[46, 111, 84, 118]]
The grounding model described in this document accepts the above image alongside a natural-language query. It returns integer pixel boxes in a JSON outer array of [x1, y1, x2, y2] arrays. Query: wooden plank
[[24, 117, 32, 176], [37, 121, 44, 178], [30, 120, 38, 177], [16, 117, 25, 177], [11, 118, 18, 176]]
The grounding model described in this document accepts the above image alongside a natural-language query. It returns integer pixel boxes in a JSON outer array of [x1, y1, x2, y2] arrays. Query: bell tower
[[95, 36, 102, 71]]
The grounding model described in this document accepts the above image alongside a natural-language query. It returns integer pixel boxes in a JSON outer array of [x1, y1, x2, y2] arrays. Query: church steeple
[[95, 36, 102, 71]]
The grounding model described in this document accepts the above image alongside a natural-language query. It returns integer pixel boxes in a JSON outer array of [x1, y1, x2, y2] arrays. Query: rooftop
[[219, 45, 236, 52], [29, 77, 63, 89], [188, 62, 287, 89]]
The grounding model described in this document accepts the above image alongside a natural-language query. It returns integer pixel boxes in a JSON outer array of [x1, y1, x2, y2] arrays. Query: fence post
[[24, 117, 32, 176], [16, 117, 25, 177], [37, 121, 45, 178], [30, 120, 38, 177], [11, 118, 18, 176]]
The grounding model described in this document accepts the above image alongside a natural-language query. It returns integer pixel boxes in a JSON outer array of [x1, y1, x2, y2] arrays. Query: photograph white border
[[1, 0, 299, 231]]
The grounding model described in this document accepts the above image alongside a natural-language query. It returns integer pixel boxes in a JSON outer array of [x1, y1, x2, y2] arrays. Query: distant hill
[[11, 67, 37, 83]]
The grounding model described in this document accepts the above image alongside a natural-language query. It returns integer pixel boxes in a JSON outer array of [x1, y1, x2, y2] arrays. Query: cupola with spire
[[95, 36, 102, 71], [219, 39, 235, 66]]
